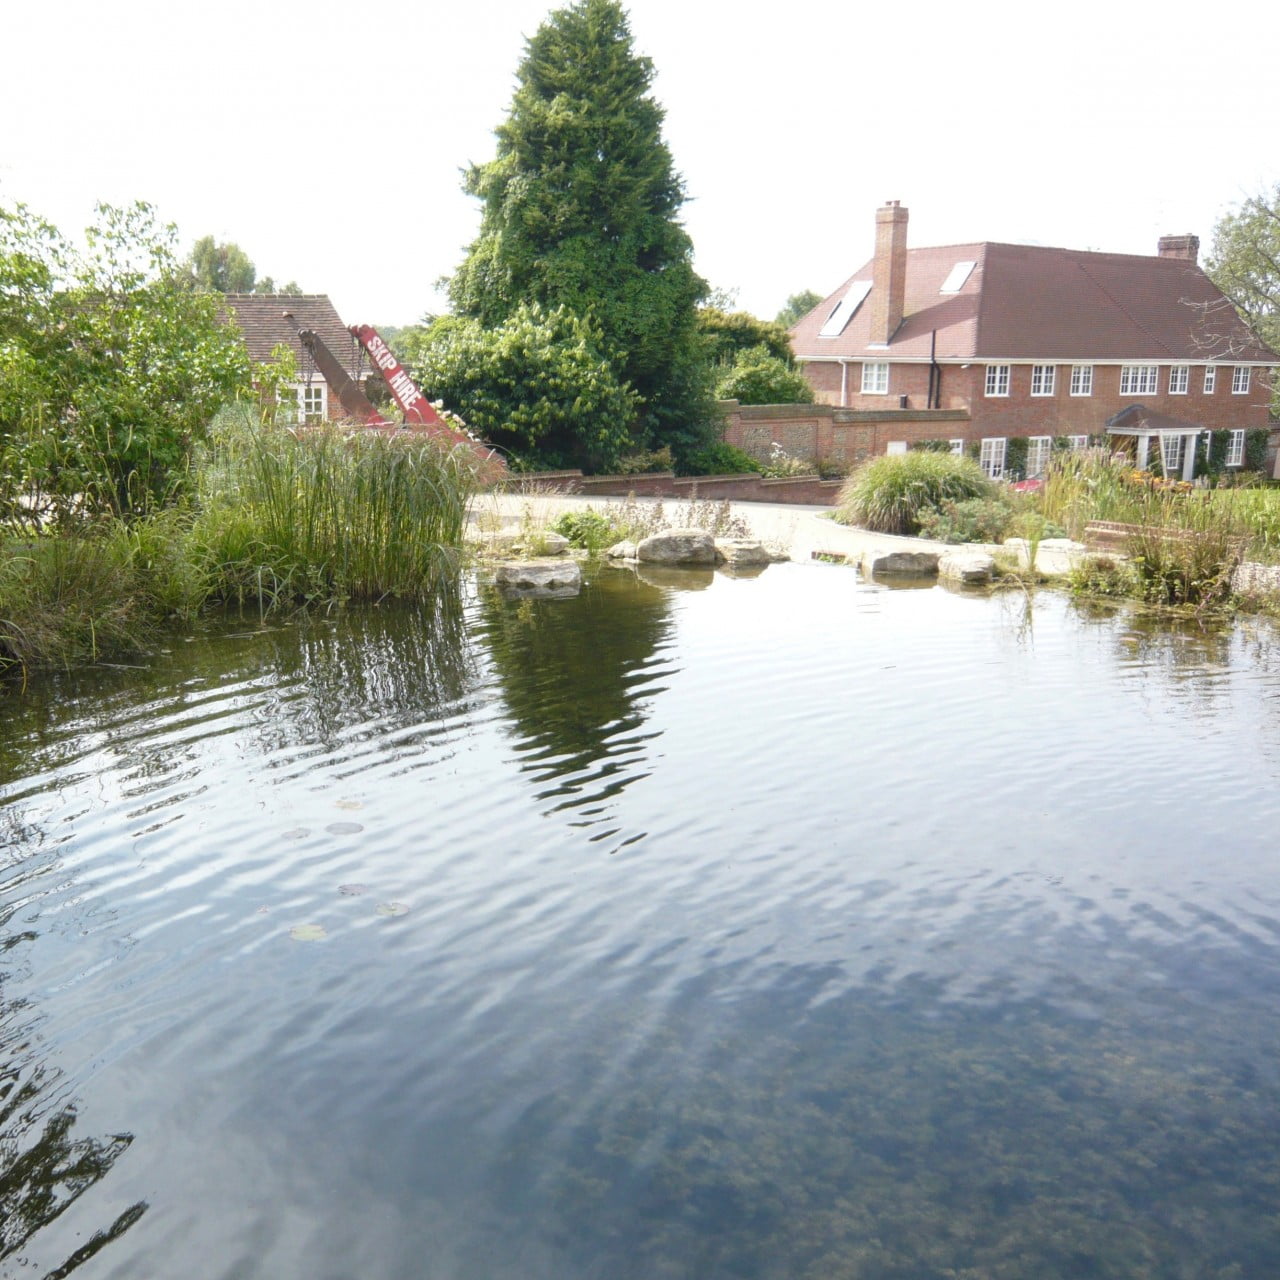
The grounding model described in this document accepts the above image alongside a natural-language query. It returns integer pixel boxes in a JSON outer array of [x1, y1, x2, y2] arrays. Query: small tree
[[403, 304, 639, 472], [715, 346, 814, 405], [775, 290, 824, 328], [696, 307, 795, 365]]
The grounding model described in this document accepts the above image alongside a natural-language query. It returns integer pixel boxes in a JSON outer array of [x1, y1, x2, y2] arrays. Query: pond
[[3, 562, 1280, 1279]]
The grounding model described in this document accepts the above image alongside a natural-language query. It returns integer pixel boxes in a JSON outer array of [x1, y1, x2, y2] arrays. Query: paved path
[[468, 490, 1086, 575]]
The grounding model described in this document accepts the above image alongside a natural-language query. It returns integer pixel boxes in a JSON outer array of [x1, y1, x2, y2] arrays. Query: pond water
[[4, 562, 1280, 1279]]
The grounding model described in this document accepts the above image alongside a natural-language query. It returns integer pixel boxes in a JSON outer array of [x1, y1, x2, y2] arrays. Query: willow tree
[[449, 0, 714, 461]]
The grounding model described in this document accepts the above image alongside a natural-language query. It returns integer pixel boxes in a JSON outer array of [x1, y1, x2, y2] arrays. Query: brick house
[[220, 294, 377, 423], [781, 202, 1278, 479]]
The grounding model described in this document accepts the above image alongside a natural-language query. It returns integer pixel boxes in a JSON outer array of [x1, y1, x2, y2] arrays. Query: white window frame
[[886, 440, 908, 455], [948, 438, 964, 456], [1067, 434, 1089, 451], [1226, 429, 1245, 467], [979, 437, 1007, 479], [861, 362, 889, 395], [300, 381, 327, 424], [1168, 365, 1189, 395], [1030, 365, 1056, 397], [1203, 365, 1217, 394], [1069, 365, 1093, 397], [1120, 365, 1160, 396], [1232, 366, 1251, 395], [1026, 436, 1053, 478], [1159, 434, 1182, 475], [984, 365, 1010, 397]]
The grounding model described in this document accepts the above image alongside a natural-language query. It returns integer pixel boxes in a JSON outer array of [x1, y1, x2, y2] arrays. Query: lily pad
[[338, 883, 368, 897], [289, 923, 327, 941], [375, 902, 409, 918], [334, 799, 364, 811], [282, 828, 310, 840], [325, 822, 364, 836]]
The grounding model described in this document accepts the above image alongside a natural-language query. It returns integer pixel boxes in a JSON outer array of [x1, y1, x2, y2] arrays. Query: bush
[[615, 446, 674, 475], [714, 346, 814, 405], [834, 452, 995, 535], [678, 442, 762, 476], [915, 497, 1015, 543]]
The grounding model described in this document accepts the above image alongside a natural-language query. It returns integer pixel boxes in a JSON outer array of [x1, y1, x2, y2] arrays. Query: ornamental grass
[[834, 452, 995, 536]]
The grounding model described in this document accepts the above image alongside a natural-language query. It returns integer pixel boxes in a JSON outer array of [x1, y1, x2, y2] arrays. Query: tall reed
[[194, 422, 480, 605], [835, 452, 994, 535]]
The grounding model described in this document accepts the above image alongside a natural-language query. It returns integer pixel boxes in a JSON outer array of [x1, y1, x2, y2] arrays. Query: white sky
[[3, 0, 1275, 329]]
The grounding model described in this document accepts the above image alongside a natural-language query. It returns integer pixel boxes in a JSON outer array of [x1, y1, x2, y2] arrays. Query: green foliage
[[909, 439, 957, 453], [192, 414, 478, 606], [401, 303, 639, 472], [550, 508, 618, 553], [775, 289, 824, 328], [915, 496, 1015, 543], [184, 235, 302, 295], [1003, 435, 1029, 479], [714, 346, 814, 405], [759, 443, 816, 478], [696, 307, 794, 364], [0, 200, 253, 519], [614, 445, 673, 474], [835, 452, 995, 535], [1206, 183, 1280, 360], [678, 441, 762, 477], [448, 0, 715, 456]]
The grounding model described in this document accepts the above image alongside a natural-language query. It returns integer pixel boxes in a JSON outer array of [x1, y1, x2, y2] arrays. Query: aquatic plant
[[835, 452, 995, 535]]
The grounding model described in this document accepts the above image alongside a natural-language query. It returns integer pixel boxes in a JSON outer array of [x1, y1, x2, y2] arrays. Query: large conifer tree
[[449, 0, 713, 456]]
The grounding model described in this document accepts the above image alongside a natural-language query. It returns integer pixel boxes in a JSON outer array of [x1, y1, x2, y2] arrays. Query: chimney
[[869, 200, 909, 343], [1158, 234, 1199, 263]]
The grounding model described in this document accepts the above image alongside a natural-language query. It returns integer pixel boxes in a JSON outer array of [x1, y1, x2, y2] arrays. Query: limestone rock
[[938, 551, 995, 584], [713, 537, 771, 567], [493, 558, 581, 590], [606, 540, 638, 560], [636, 528, 716, 565], [862, 550, 939, 576], [538, 531, 572, 555]]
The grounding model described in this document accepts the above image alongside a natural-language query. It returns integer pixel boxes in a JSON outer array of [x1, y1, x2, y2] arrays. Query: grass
[[1, 416, 482, 678], [834, 452, 995, 535]]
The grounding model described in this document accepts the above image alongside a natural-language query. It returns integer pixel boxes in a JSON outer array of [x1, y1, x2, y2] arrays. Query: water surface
[[3, 565, 1280, 1278]]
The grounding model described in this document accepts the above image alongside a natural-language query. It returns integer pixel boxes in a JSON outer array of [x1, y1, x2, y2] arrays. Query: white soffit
[[818, 280, 872, 337], [939, 260, 976, 294]]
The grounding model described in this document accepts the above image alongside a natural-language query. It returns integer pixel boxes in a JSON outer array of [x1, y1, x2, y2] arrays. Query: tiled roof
[[1106, 405, 1204, 434], [219, 294, 365, 376], [792, 242, 1278, 365]]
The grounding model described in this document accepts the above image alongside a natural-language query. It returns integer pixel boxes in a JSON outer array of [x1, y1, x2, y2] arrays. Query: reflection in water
[[1, 812, 147, 1274], [478, 570, 675, 838]]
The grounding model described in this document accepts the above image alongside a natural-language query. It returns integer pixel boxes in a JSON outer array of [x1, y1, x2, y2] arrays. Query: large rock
[[636, 528, 716, 565], [493, 558, 581, 590], [606, 540, 638, 560], [938, 551, 995, 584], [861, 550, 940, 576], [713, 537, 771, 567]]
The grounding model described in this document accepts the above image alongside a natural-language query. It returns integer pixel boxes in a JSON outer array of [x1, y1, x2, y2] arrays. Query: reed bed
[[834, 452, 994, 536]]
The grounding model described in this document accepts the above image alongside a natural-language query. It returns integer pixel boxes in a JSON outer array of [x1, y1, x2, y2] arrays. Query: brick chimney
[[869, 200, 909, 344], [1157, 234, 1199, 262]]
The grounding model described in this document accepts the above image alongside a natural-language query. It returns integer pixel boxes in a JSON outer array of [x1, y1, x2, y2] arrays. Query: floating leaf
[[282, 828, 310, 840], [338, 883, 368, 897], [289, 923, 327, 941], [326, 822, 364, 836], [376, 902, 409, 918], [334, 799, 364, 811]]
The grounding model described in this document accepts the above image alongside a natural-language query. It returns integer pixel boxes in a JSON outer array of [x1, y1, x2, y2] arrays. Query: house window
[[301, 382, 326, 423], [949, 439, 964, 456], [1069, 365, 1093, 396], [1232, 366, 1251, 394], [984, 365, 1010, 397], [1168, 365, 1189, 394], [979, 437, 1007, 479], [861, 362, 889, 394], [1203, 365, 1217, 394], [1120, 365, 1159, 396], [1026, 436, 1053, 478], [1160, 434, 1183, 475], [1030, 365, 1056, 397], [1226, 429, 1246, 467], [1067, 434, 1089, 450]]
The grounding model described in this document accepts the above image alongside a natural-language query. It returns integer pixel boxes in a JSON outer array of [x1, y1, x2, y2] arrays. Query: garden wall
[[497, 470, 844, 505]]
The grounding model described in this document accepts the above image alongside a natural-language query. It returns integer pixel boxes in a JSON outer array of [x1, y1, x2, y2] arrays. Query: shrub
[[834, 452, 995, 535], [759, 443, 816, 478], [678, 442, 762, 477], [551, 509, 617, 554], [714, 346, 814, 405], [614, 446, 674, 475], [915, 497, 1015, 544]]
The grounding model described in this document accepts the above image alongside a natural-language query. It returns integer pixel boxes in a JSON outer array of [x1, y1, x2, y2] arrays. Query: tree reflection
[[477, 571, 675, 827]]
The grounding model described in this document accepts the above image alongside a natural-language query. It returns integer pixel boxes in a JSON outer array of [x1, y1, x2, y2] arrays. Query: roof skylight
[[818, 280, 872, 337], [939, 261, 976, 294]]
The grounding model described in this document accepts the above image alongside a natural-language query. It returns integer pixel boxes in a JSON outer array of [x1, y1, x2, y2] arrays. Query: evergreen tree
[[449, 0, 714, 459]]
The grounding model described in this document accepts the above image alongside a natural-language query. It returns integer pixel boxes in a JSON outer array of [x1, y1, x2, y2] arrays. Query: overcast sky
[[3, 0, 1275, 329]]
